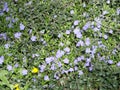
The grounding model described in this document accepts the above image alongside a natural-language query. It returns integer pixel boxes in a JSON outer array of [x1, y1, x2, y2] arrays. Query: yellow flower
[[32, 67, 39, 73], [15, 87, 20, 90], [14, 84, 20, 90], [14, 84, 19, 88]]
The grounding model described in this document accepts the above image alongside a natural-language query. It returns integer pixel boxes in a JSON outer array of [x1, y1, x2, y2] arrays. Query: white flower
[[74, 20, 80, 26], [70, 10, 74, 14], [31, 36, 37, 41], [20, 23, 25, 30], [44, 75, 49, 81], [22, 69, 28, 75], [63, 58, 69, 64], [0, 56, 4, 64]]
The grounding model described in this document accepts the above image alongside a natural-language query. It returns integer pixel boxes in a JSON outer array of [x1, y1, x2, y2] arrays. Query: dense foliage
[[0, 0, 120, 90]]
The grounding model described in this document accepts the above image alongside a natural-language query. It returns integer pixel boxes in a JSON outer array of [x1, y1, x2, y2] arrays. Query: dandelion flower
[[32, 67, 39, 73], [14, 84, 20, 90]]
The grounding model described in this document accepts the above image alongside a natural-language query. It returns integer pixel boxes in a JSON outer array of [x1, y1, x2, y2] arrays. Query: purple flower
[[78, 70, 83, 76], [54, 73, 59, 79], [3, 2, 9, 12], [4, 43, 10, 49], [39, 64, 46, 72], [7, 65, 13, 71], [50, 64, 56, 70], [22, 69, 28, 75], [56, 50, 65, 58], [74, 59, 78, 65], [57, 61, 62, 67], [74, 66, 78, 71], [86, 48, 91, 53], [82, 22, 90, 30], [31, 36, 37, 41], [117, 8, 120, 15], [44, 75, 49, 81], [76, 40, 84, 47], [85, 62, 90, 67], [14, 63, 19, 68], [6, 17, 11, 21], [14, 32, 22, 39], [89, 66, 93, 71], [68, 68, 74, 72], [20, 23, 25, 30], [109, 30, 113, 34], [64, 47, 70, 53], [63, 58, 69, 64], [103, 34, 108, 39], [45, 56, 55, 64], [74, 20, 80, 26], [85, 38, 90, 46], [0, 33, 7, 40], [116, 62, 120, 67], [73, 27, 80, 35], [59, 42, 64, 46], [0, 56, 4, 64], [76, 32, 82, 38], [8, 22, 13, 28], [93, 27, 100, 32], [108, 60, 113, 64], [65, 30, 71, 34]]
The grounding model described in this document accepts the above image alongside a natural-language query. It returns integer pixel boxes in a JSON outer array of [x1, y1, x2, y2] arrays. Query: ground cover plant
[[0, 0, 120, 90]]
